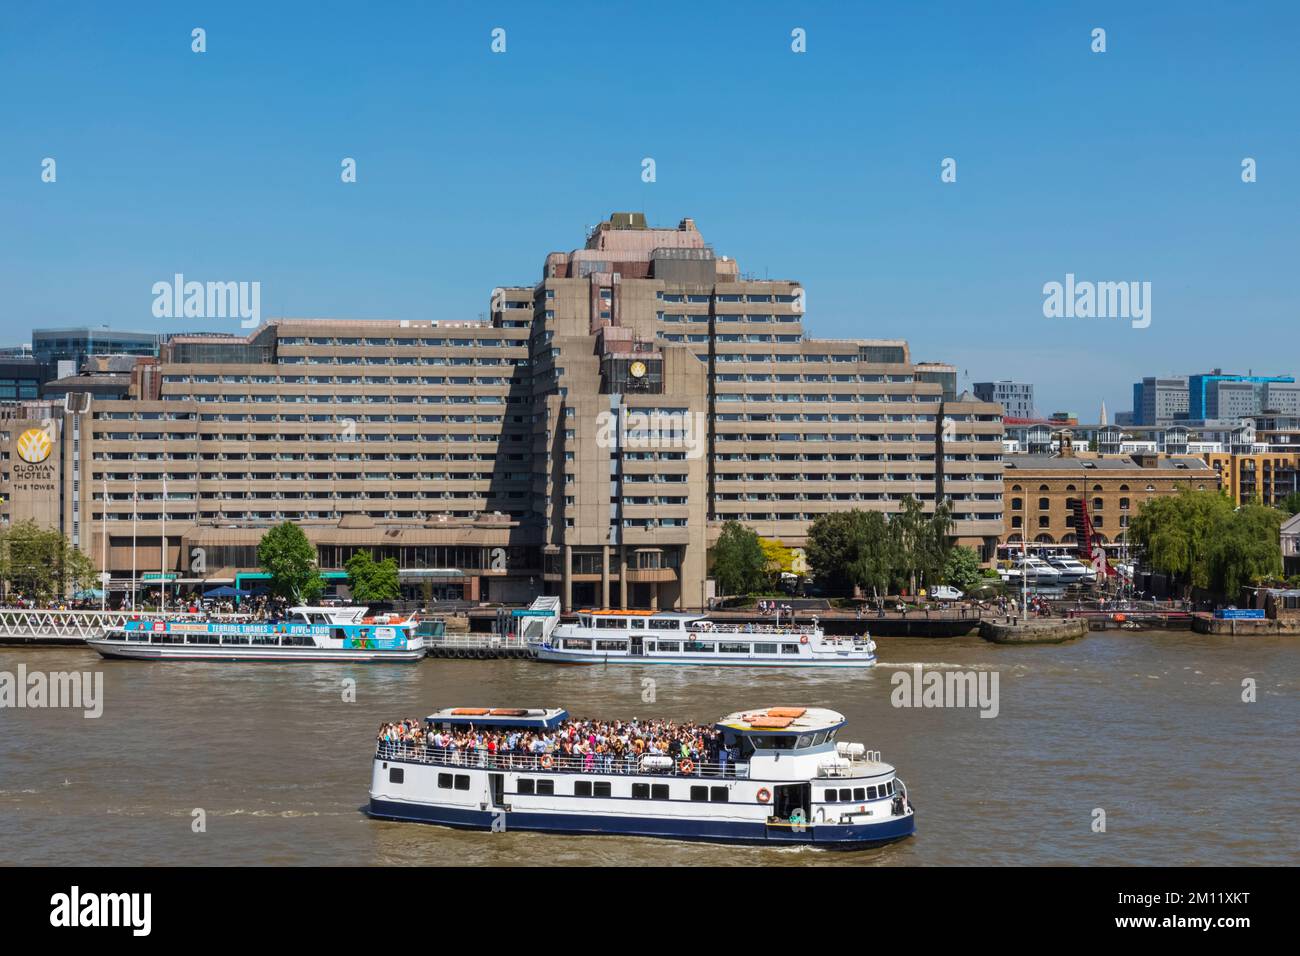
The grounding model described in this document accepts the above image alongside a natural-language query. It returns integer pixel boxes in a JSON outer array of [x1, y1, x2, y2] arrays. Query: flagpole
[[161, 471, 167, 614], [130, 477, 138, 611], [101, 475, 108, 611]]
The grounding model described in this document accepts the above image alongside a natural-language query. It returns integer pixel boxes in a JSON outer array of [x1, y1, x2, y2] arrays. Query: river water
[[1, 631, 1295, 866]]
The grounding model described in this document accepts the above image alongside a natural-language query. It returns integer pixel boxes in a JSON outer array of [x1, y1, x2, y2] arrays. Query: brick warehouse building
[[0, 213, 1004, 610]]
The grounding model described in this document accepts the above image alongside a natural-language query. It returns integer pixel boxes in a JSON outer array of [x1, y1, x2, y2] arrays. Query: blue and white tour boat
[[368, 705, 915, 848], [87, 606, 426, 662], [530, 609, 876, 668]]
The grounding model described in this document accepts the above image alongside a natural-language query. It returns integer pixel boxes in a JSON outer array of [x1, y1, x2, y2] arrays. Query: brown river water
[[1, 631, 1295, 866]]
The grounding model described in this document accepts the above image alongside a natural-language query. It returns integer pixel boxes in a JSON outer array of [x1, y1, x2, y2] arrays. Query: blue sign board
[[1214, 609, 1265, 620]]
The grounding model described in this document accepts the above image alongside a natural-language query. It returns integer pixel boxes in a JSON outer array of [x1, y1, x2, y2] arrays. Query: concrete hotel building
[[0, 214, 1004, 610]]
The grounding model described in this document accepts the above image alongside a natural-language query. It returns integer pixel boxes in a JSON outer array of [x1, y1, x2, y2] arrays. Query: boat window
[[796, 734, 813, 749], [854, 788, 865, 801], [885, 781, 893, 795], [575, 781, 592, 797], [595, 640, 627, 651], [813, 731, 827, 745], [517, 779, 535, 795], [746, 735, 795, 751], [388, 768, 404, 784], [710, 787, 728, 803], [649, 619, 680, 631], [867, 786, 878, 799], [655, 641, 680, 653], [454, 775, 470, 791], [628, 619, 646, 629], [437, 773, 453, 789], [690, 786, 709, 802], [563, 639, 592, 650], [651, 784, 670, 800], [718, 642, 750, 654], [752, 643, 778, 654], [780, 644, 801, 654], [632, 783, 651, 799], [683, 640, 714, 653], [839, 788, 852, 801], [593, 782, 611, 798], [581, 616, 592, 627], [536, 779, 555, 796], [823, 789, 838, 802]]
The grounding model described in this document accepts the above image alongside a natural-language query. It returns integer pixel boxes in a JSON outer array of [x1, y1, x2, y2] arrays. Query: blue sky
[[1, 1, 1296, 417]]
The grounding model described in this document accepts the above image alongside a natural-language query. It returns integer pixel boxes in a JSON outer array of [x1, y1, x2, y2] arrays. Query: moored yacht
[[531, 609, 876, 668], [1045, 553, 1095, 585], [998, 555, 1062, 587], [368, 706, 915, 848], [87, 606, 426, 662]]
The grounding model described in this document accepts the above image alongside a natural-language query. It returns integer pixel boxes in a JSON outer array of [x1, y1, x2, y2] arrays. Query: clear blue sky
[[2, 1, 1296, 417]]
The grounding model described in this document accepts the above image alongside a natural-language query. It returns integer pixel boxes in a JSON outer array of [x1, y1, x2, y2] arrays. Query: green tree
[[805, 511, 863, 593], [1131, 489, 1283, 599], [1207, 503, 1283, 597], [257, 521, 324, 604], [0, 520, 100, 602], [941, 545, 983, 593], [846, 510, 894, 601], [1279, 491, 1300, 516], [345, 549, 402, 604], [891, 495, 952, 595], [711, 520, 767, 596], [1129, 490, 1235, 596]]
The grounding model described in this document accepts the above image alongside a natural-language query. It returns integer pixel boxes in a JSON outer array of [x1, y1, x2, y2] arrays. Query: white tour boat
[[530, 609, 876, 668], [87, 606, 426, 662], [369, 706, 915, 848]]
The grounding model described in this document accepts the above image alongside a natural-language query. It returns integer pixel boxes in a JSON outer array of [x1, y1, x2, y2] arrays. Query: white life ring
[[756, 787, 771, 804]]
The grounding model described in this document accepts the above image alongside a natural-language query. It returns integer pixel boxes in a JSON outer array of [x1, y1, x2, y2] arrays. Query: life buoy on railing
[[678, 759, 695, 776], [756, 787, 771, 804], [539, 754, 555, 770], [799, 635, 809, 645]]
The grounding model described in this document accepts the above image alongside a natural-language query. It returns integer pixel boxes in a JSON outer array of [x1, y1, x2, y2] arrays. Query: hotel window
[[1038, 497, 1049, 510]]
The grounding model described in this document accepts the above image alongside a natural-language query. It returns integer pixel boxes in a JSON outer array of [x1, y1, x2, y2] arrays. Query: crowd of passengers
[[376, 717, 734, 774]]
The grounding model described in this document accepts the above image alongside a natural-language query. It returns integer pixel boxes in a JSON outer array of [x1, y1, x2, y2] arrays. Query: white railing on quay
[[0, 609, 250, 641]]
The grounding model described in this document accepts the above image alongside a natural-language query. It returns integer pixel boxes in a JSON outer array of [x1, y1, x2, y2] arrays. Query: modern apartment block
[[0, 213, 1004, 610], [1189, 370, 1297, 420], [973, 381, 1034, 419], [32, 327, 162, 381], [1131, 376, 1189, 425]]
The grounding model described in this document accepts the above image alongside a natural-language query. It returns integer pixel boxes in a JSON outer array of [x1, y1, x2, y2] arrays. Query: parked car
[[929, 585, 964, 602]]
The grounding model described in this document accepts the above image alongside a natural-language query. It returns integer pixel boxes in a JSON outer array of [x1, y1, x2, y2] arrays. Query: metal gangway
[[0, 609, 250, 645]]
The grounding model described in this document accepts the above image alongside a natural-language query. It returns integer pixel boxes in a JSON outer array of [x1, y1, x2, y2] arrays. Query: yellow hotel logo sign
[[15, 427, 53, 464]]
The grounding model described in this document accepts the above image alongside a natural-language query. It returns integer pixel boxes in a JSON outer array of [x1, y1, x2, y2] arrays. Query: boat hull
[[367, 797, 914, 848], [86, 639, 426, 663], [531, 646, 875, 668]]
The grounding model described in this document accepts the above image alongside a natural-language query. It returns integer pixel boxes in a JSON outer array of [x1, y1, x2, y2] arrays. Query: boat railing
[[375, 741, 750, 779], [685, 623, 819, 636]]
